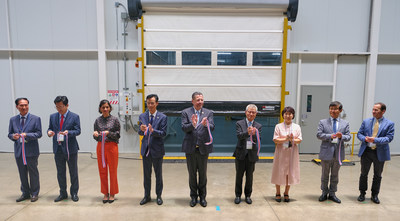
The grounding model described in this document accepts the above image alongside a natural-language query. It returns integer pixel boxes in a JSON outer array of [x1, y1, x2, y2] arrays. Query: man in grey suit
[[8, 98, 42, 202], [316, 101, 351, 203], [233, 104, 262, 204], [181, 92, 215, 207]]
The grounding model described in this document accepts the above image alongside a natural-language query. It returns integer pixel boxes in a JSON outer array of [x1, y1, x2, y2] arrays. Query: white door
[[299, 85, 332, 153]]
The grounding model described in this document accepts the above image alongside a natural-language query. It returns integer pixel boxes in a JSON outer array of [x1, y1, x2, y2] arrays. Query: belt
[[367, 146, 377, 151]]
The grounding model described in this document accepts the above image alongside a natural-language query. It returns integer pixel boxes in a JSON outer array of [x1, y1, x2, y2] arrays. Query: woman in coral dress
[[271, 106, 302, 202]]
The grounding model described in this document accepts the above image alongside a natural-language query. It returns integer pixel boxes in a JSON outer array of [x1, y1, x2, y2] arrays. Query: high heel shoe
[[103, 194, 109, 204], [109, 195, 115, 204], [275, 194, 281, 202], [284, 194, 290, 202]]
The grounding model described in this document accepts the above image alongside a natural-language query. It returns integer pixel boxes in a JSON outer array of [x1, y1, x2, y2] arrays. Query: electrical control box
[[122, 91, 133, 115]]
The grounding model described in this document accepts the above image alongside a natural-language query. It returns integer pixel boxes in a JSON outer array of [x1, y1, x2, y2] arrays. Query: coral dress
[[271, 122, 302, 185]]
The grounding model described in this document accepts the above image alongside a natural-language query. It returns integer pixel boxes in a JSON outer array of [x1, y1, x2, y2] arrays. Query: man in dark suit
[[233, 104, 262, 204], [357, 102, 394, 204], [47, 96, 81, 202], [316, 101, 351, 203], [8, 97, 42, 202], [138, 94, 167, 206], [181, 92, 215, 207]]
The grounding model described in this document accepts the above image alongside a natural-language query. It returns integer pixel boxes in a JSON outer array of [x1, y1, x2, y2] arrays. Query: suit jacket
[[357, 117, 394, 162], [8, 113, 42, 158], [138, 111, 167, 158], [233, 118, 262, 162], [316, 118, 351, 161], [48, 111, 81, 155], [181, 107, 215, 155]]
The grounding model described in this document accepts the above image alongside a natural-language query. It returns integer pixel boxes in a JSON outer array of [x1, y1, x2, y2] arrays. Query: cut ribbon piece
[[101, 131, 106, 168], [144, 126, 152, 157], [65, 134, 69, 161], [20, 134, 27, 165], [250, 129, 261, 156], [205, 119, 213, 145]]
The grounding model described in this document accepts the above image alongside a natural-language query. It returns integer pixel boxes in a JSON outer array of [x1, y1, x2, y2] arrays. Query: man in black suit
[[8, 98, 42, 202], [181, 92, 215, 207], [48, 96, 81, 202], [138, 94, 167, 205], [233, 104, 262, 204]]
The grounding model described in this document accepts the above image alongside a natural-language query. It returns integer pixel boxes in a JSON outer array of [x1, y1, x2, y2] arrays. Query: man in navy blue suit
[[357, 102, 395, 204], [138, 94, 167, 205], [8, 97, 42, 202], [48, 96, 81, 202]]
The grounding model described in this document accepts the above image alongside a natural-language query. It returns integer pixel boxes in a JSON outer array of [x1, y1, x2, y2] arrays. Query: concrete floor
[[1, 153, 399, 221]]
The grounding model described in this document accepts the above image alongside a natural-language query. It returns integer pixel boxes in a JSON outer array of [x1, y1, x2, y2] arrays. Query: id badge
[[367, 142, 376, 148], [283, 142, 289, 148], [246, 141, 253, 149], [57, 134, 64, 142], [19, 137, 23, 143], [331, 138, 338, 144]]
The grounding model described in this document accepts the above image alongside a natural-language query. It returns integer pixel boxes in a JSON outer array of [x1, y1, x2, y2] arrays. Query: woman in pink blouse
[[271, 106, 302, 202], [93, 100, 121, 203]]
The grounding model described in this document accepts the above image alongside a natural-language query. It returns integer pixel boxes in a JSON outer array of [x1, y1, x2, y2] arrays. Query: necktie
[[372, 120, 379, 137], [150, 114, 154, 125], [21, 116, 25, 129], [248, 121, 252, 127], [333, 118, 337, 133], [60, 115, 64, 131]]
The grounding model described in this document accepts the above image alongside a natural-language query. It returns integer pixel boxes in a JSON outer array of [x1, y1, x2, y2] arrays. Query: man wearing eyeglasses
[[48, 96, 81, 202]]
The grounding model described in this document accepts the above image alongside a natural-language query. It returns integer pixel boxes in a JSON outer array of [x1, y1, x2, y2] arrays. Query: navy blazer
[[316, 118, 351, 161], [357, 117, 394, 162], [138, 111, 167, 158], [48, 111, 81, 155], [233, 118, 262, 162], [181, 107, 215, 155], [8, 113, 42, 158]]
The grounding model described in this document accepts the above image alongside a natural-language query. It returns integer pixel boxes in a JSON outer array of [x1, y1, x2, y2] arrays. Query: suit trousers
[[186, 149, 208, 199], [54, 147, 79, 196], [321, 158, 341, 196], [97, 142, 119, 195], [235, 154, 255, 197], [142, 153, 163, 197], [359, 148, 385, 195], [16, 156, 40, 197]]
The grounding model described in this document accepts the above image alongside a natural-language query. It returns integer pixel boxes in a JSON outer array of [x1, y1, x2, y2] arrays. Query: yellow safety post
[[280, 17, 292, 122], [136, 16, 145, 159], [351, 132, 358, 156]]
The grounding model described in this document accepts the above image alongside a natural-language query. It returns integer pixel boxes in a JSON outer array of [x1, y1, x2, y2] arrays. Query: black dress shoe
[[54, 194, 67, 202], [319, 194, 328, 202], [199, 198, 207, 207], [157, 196, 163, 205], [71, 195, 79, 202], [16, 194, 30, 202], [245, 196, 252, 204], [190, 197, 197, 207], [357, 193, 365, 202], [234, 197, 241, 204], [328, 195, 341, 203], [371, 195, 380, 204], [140, 196, 151, 205], [31, 195, 39, 202]]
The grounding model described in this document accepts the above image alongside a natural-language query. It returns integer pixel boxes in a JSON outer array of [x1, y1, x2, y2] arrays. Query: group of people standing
[[8, 93, 394, 207]]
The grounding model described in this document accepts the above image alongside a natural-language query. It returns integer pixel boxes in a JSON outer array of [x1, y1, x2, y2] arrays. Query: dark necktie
[[333, 118, 337, 133], [150, 114, 154, 125], [60, 115, 64, 131], [21, 116, 25, 129]]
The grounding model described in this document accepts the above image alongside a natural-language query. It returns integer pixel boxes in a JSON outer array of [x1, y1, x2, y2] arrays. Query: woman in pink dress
[[271, 106, 302, 202]]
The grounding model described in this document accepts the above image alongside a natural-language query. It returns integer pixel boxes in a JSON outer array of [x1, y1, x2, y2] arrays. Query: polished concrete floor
[[1, 152, 399, 221]]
